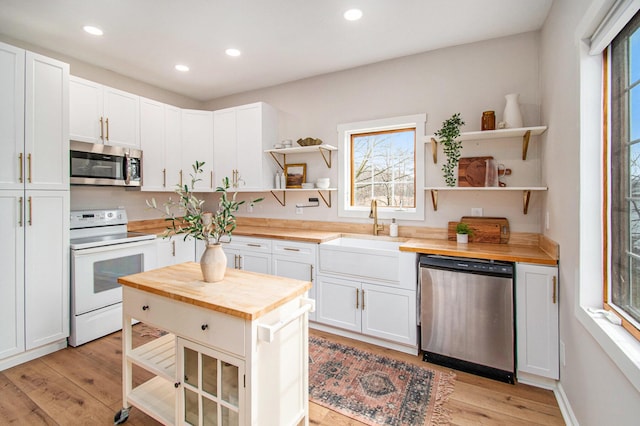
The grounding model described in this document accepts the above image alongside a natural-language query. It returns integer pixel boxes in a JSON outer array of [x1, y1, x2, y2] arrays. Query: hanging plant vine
[[434, 113, 465, 187]]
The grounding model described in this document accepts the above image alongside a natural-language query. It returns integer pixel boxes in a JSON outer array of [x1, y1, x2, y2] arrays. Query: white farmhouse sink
[[322, 237, 402, 252], [319, 237, 403, 282]]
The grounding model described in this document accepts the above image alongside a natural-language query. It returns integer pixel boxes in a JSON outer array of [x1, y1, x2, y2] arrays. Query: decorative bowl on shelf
[[297, 137, 323, 146], [301, 183, 315, 189], [316, 178, 330, 189]]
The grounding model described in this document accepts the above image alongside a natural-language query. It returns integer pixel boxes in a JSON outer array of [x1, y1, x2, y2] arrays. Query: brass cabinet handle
[[27, 153, 32, 183], [284, 247, 300, 252], [18, 153, 23, 183], [163, 169, 166, 187], [105, 117, 110, 141], [247, 243, 262, 248], [310, 264, 313, 282], [18, 197, 23, 227], [28, 196, 32, 226], [362, 289, 365, 310], [179, 170, 183, 187], [238, 255, 243, 269], [99, 116, 104, 140], [171, 240, 176, 257], [210, 170, 213, 188], [552, 276, 557, 304], [356, 288, 359, 309]]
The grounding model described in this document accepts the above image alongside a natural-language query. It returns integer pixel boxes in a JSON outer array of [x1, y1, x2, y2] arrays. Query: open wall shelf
[[265, 144, 338, 169], [424, 186, 548, 214], [269, 188, 337, 207]]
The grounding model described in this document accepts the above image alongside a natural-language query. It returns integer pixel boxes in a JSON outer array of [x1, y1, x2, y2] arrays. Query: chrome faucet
[[369, 199, 384, 236]]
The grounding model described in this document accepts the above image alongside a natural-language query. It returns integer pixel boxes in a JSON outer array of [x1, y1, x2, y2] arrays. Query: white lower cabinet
[[271, 240, 317, 322], [316, 275, 417, 349], [0, 190, 69, 369], [222, 236, 272, 274], [157, 236, 196, 267], [515, 263, 559, 381]]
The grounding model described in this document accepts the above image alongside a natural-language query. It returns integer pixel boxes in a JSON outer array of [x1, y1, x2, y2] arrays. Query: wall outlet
[[246, 204, 253, 213], [295, 207, 303, 215], [560, 340, 566, 367], [471, 207, 483, 217]]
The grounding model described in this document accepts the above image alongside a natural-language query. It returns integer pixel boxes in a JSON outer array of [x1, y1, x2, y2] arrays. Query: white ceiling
[[0, 0, 553, 102]]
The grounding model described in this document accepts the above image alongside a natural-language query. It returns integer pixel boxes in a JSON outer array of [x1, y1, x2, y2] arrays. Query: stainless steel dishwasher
[[419, 254, 515, 383]]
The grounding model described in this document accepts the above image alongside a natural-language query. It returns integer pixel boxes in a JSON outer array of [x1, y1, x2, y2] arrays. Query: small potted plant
[[455, 222, 474, 244], [435, 113, 465, 187], [147, 161, 263, 282]]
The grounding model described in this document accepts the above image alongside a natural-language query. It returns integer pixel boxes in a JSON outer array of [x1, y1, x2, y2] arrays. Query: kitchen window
[[609, 9, 640, 338], [337, 114, 426, 221]]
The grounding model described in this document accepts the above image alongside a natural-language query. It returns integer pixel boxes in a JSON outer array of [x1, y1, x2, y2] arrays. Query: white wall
[[541, 0, 640, 424], [202, 33, 544, 232]]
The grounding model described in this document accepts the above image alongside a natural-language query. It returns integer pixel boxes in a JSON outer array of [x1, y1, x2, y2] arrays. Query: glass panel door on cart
[[178, 338, 245, 426]]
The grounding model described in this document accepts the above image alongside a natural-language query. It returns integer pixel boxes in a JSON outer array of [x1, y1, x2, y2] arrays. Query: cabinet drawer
[[225, 236, 272, 253], [272, 240, 317, 259], [123, 287, 246, 357]]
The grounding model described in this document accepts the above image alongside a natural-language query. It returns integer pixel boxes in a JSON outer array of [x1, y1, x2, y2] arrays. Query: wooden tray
[[458, 156, 493, 187]]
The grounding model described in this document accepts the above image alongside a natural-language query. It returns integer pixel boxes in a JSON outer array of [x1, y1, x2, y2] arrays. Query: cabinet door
[[69, 76, 103, 144], [24, 52, 69, 190], [361, 283, 416, 346], [0, 43, 25, 190], [0, 192, 25, 359], [24, 190, 69, 350], [103, 86, 139, 148], [140, 97, 166, 191], [516, 263, 559, 380], [213, 108, 237, 188], [239, 252, 271, 274], [158, 236, 196, 267], [235, 104, 262, 190], [178, 337, 245, 426], [164, 105, 182, 189], [182, 109, 214, 191], [223, 247, 241, 269], [272, 241, 317, 321], [316, 275, 361, 333]]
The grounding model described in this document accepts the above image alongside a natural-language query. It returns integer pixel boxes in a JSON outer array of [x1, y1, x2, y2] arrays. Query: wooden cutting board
[[458, 156, 493, 187], [461, 217, 510, 243]]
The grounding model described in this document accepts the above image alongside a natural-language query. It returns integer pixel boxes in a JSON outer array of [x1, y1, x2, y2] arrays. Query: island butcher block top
[[118, 262, 312, 320]]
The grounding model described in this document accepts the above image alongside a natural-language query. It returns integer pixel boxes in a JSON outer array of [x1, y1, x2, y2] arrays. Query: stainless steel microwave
[[70, 141, 142, 187]]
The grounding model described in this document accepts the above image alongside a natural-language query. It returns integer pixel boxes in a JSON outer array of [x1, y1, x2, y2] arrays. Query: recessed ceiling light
[[225, 48, 241, 57], [175, 64, 190, 72], [343, 9, 363, 21], [83, 25, 103, 36]]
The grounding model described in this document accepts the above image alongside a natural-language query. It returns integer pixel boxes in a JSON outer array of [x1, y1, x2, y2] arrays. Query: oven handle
[[71, 239, 156, 255], [124, 151, 131, 185]]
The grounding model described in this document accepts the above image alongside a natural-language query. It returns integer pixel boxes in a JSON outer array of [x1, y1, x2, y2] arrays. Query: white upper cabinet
[[181, 109, 214, 191], [0, 43, 25, 190], [140, 97, 167, 191], [70, 76, 140, 148], [213, 102, 277, 191], [0, 43, 69, 191], [164, 105, 182, 190]]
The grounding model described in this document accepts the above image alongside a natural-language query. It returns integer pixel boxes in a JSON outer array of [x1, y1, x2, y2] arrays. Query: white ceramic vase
[[200, 243, 227, 283], [503, 93, 523, 129], [456, 233, 469, 244]]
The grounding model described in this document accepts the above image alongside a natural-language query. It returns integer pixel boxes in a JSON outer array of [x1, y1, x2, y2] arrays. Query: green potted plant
[[147, 161, 263, 282], [455, 222, 474, 244], [434, 113, 465, 186]]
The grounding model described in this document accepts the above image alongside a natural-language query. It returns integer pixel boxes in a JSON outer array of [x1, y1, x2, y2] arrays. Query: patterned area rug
[[309, 336, 455, 425]]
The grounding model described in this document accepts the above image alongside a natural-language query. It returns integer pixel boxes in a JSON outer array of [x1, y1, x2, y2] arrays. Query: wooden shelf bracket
[[317, 190, 332, 207], [318, 146, 333, 168], [430, 189, 438, 211], [268, 152, 286, 171], [270, 190, 286, 206], [522, 130, 531, 160], [523, 190, 531, 214], [430, 138, 438, 164]]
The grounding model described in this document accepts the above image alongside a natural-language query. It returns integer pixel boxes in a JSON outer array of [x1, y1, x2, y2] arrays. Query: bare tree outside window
[[350, 128, 415, 209]]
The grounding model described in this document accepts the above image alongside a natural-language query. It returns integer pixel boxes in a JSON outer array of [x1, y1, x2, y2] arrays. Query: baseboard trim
[[555, 382, 579, 426], [309, 322, 418, 355], [0, 340, 67, 371]]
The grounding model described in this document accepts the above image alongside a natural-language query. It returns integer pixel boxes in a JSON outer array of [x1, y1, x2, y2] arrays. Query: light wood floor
[[0, 326, 565, 425]]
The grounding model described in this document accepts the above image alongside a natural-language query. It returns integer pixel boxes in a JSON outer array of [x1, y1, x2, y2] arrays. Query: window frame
[[606, 12, 640, 340], [337, 114, 426, 221]]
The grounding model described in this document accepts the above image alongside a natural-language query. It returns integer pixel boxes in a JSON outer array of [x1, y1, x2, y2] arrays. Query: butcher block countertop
[[399, 239, 557, 265], [128, 219, 558, 265], [118, 262, 312, 320]]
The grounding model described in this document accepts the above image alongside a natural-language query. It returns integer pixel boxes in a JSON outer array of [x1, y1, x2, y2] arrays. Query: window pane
[[630, 86, 640, 141], [630, 142, 640, 197], [631, 28, 640, 85], [351, 128, 415, 208]]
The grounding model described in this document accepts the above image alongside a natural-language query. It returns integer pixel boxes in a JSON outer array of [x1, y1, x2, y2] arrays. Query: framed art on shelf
[[285, 163, 306, 188]]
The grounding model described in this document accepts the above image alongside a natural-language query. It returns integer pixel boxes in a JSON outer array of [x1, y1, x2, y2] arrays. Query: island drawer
[[123, 287, 246, 357]]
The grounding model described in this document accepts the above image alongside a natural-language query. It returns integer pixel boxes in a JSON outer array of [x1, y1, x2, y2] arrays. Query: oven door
[[71, 240, 157, 315]]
